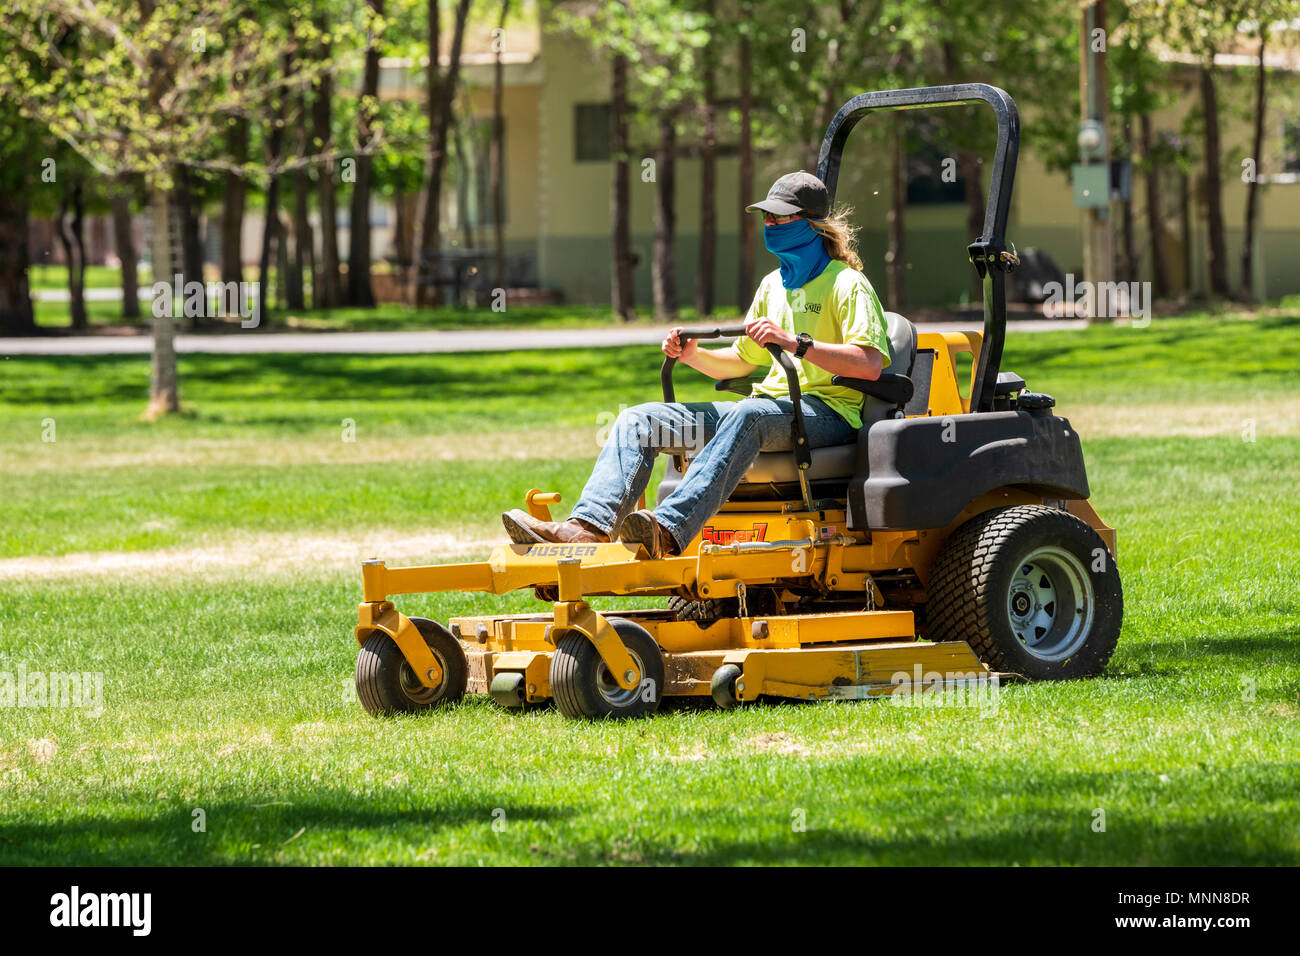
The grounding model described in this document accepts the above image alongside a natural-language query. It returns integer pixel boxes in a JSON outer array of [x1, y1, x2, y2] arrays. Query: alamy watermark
[[1043, 274, 1152, 326], [889, 664, 1001, 716], [1, 662, 103, 717], [152, 275, 259, 328]]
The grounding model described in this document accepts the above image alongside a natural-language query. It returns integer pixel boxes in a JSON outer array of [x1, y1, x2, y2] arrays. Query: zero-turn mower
[[351, 83, 1123, 719]]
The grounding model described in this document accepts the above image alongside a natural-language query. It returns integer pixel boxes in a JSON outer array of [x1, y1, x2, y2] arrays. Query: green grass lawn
[[0, 311, 1297, 864], [28, 264, 134, 292]]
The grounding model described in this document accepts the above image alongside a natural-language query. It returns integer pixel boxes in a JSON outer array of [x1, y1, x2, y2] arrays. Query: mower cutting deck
[[350, 83, 1123, 719]]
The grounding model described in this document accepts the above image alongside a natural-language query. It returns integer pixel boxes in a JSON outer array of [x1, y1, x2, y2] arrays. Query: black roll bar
[[816, 83, 1020, 414]]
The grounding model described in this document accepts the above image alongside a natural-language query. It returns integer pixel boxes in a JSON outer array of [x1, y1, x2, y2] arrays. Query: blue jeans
[[569, 396, 856, 550]]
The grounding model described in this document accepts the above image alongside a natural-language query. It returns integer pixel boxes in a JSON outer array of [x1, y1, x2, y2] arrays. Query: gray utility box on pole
[[1072, 163, 1110, 208]]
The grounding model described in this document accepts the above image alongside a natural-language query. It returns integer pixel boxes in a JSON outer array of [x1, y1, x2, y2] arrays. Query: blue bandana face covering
[[763, 218, 831, 290]]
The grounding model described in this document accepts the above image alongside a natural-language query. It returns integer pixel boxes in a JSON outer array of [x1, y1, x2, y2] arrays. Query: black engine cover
[[849, 409, 1091, 530]]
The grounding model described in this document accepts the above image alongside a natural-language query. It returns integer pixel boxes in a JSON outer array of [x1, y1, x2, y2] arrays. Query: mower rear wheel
[[668, 590, 786, 624], [668, 595, 738, 625], [355, 617, 468, 716], [550, 617, 665, 719], [926, 505, 1122, 680]]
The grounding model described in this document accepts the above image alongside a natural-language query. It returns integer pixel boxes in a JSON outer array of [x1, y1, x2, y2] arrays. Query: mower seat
[[734, 311, 918, 486]]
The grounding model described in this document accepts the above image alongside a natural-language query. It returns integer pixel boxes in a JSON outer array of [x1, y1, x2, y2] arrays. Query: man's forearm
[[681, 347, 758, 381], [803, 341, 883, 380]]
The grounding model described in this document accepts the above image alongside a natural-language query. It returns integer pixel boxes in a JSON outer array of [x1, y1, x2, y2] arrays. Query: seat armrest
[[831, 372, 914, 407], [715, 374, 765, 397], [995, 370, 1027, 395]]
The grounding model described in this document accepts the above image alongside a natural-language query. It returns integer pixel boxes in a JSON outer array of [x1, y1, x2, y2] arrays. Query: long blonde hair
[[807, 205, 862, 271]]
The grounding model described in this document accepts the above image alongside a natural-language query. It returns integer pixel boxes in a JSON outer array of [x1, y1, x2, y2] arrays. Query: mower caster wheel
[[710, 664, 743, 709], [550, 618, 665, 719], [355, 617, 468, 717], [489, 672, 527, 708]]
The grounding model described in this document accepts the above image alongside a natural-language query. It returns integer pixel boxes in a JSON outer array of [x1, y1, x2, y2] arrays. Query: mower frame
[[352, 84, 1123, 719]]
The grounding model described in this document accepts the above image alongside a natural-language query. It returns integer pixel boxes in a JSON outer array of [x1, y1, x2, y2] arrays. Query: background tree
[[109, 175, 142, 321], [554, 0, 639, 320], [0, 0, 364, 413], [1152, 0, 1252, 298], [0, 106, 40, 335], [413, 0, 473, 308], [491, 0, 512, 288], [1237, 1, 1293, 301], [348, 0, 387, 307]]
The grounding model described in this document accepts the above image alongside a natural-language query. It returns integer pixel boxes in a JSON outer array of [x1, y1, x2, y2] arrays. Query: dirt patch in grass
[[1065, 401, 1299, 438], [0, 529, 500, 582], [2, 428, 598, 472], [749, 731, 813, 756]]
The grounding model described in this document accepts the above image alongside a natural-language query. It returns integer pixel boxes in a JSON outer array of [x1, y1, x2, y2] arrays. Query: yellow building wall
[[529, 24, 1300, 308]]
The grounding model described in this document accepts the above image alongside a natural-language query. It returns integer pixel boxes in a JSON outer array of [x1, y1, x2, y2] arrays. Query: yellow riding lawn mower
[[351, 84, 1122, 719]]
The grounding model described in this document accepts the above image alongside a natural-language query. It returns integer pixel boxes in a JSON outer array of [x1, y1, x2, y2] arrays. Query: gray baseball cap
[[747, 170, 830, 219]]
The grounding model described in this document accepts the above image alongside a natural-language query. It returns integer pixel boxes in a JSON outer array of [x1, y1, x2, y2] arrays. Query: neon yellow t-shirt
[[730, 260, 892, 430]]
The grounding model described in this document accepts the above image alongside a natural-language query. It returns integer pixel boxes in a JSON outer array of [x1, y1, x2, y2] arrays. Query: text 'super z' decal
[[701, 523, 768, 545]]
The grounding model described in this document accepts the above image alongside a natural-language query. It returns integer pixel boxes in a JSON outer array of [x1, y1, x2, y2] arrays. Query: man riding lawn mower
[[352, 84, 1123, 720]]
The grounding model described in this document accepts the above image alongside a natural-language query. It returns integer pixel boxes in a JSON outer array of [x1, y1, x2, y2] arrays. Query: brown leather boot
[[619, 510, 678, 559], [502, 509, 609, 545]]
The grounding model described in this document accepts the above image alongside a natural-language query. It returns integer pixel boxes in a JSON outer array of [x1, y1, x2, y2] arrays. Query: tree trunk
[[1120, 187, 1137, 285], [1120, 122, 1137, 286], [454, 117, 476, 251], [1139, 114, 1170, 299], [313, 17, 341, 309], [55, 181, 88, 330], [291, 89, 316, 308], [259, 118, 285, 323], [1239, 31, 1267, 302], [176, 167, 205, 326], [347, 0, 385, 308], [695, 0, 717, 319], [221, 118, 248, 288], [492, 0, 509, 287], [737, 14, 754, 309], [886, 116, 906, 310], [111, 189, 140, 320], [289, 172, 311, 310], [0, 191, 35, 335], [392, 190, 417, 296], [652, 110, 678, 323], [414, 0, 473, 308], [610, 49, 635, 322], [1179, 167, 1192, 295], [145, 185, 180, 418], [275, 210, 290, 311], [283, 72, 306, 314], [1199, 64, 1228, 297]]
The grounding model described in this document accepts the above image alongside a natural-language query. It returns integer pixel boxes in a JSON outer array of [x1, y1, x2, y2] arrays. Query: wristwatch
[[794, 332, 814, 359]]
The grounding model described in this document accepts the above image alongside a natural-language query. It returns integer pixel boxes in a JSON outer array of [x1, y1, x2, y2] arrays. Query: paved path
[[0, 319, 1086, 357]]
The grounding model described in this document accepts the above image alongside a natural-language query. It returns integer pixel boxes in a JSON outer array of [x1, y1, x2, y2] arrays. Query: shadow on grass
[[553, 763, 1300, 866], [0, 792, 573, 866]]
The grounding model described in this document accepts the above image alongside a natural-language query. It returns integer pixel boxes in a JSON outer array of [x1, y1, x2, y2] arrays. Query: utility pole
[[1076, 0, 1114, 319]]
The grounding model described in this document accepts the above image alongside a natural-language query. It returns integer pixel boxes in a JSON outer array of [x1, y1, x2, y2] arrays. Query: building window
[[574, 103, 612, 162]]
